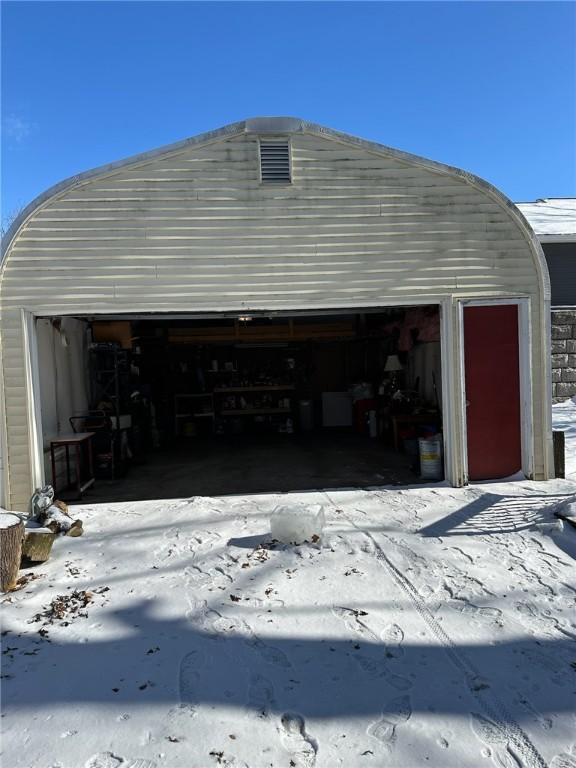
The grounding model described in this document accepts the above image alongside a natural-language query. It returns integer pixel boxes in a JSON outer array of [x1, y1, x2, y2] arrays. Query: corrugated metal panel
[[0, 127, 547, 508]]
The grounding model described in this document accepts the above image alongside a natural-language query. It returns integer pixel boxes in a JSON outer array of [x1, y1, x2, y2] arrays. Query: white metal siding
[[0, 126, 549, 508]]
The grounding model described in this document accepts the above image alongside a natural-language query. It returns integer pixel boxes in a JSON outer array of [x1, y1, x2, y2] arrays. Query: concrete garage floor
[[82, 433, 420, 503]]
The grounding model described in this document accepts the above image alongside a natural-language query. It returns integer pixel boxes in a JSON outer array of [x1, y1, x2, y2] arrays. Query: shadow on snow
[[3, 598, 575, 724]]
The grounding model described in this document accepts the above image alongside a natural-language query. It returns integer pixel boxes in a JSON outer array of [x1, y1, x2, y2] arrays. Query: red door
[[463, 305, 522, 480]]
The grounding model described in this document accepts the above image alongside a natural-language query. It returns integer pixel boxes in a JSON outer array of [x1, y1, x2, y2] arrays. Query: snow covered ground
[[2, 472, 576, 768], [2, 399, 575, 768], [553, 397, 576, 480]]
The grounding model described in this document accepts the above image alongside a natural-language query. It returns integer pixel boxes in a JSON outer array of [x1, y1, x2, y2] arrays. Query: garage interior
[[36, 306, 444, 502]]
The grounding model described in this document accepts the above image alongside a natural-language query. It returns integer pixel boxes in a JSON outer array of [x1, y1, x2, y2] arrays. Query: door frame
[[22, 309, 46, 493], [20, 301, 458, 499], [458, 298, 534, 482]]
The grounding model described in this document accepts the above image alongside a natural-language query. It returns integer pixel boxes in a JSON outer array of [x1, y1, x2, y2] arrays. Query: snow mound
[[270, 503, 325, 544]]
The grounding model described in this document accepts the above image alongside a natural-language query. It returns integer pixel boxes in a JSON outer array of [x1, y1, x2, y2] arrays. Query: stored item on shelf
[[368, 410, 378, 438], [299, 400, 313, 431], [92, 321, 132, 349]]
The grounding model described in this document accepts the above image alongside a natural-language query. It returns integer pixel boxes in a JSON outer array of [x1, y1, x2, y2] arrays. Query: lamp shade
[[384, 354, 403, 372]]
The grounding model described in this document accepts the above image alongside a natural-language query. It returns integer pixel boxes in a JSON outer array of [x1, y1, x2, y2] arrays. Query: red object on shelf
[[353, 398, 377, 434]]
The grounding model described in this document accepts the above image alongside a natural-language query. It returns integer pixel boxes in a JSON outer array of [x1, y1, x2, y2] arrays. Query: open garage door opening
[[35, 306, 444, 503]]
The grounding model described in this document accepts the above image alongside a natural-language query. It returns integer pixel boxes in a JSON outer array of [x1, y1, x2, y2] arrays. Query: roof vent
[[259, 139, 291, 184]]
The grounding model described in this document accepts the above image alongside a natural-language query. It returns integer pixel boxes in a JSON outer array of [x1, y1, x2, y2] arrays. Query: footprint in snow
[[125, 762, 157, 768], [550, 745, 576, 768], [248, 672, 274, 717], [184, 565, 213, 588], [242, 596, 284, 609], [218, 551, 240, 566], [85, 756, 157, 768], [153, 528, 182, 561], [359, 535, 377, 554], [178, 649, 204, 714], [214, 565, 235, 584], [249, 634, 292, 668], [184, 564, 233, 590], [445, 546, 474, 564], [521, 648, 567, 682], [448, 600, 502, 625], [189, 530, 222, 554], [199, 611, 291, 667], [200, 610, 250, 637], [367, 695, 412, 752], [355, 654, 412, 691], [515, 601, 576, 639], [210, 614, 290, 666], [211, 755, 249, 768], [325, 534, 357, 555], [331, 605, 378, 641], [469, 713, 523, 768], [185, 597, 208, 617], [279, 712, 317, 767], [380, 623, 405, 659], [85, 754, 123, 768], [515, 696, 552, 731]]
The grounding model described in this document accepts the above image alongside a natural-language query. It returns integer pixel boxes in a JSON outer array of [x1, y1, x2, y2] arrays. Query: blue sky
[[2, 1, 575, 222]]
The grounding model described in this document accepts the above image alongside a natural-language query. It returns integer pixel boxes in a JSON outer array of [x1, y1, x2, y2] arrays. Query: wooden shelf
[[175, 393, 215, 434], [175, 393, 213, 398], [220, 408, 292, 416], [206, 369, 238, 374], [175, 413, 214, 418], [214, 385, 294, 393]]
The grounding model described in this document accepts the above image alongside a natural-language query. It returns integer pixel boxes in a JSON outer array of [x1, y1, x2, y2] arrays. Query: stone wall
[[551, 309, 576, 402]]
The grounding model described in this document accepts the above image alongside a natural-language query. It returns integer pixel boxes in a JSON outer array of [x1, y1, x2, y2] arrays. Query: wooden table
[[391, 413, 441, 452], [49, 432, 95, 499]]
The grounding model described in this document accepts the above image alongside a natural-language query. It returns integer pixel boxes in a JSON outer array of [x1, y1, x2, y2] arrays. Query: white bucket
[[419, 436, 443, 480]]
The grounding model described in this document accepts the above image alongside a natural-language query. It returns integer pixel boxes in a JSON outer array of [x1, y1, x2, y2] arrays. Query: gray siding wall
[[0, 127, 549, 508], [542, 242, 576, 307]]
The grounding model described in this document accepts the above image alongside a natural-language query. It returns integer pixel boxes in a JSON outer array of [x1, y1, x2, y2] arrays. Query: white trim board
[[538, 235, 576, 243], [24, 301, 455, 491], [22, 310, 45, 494], [458, 298, 534, 481]]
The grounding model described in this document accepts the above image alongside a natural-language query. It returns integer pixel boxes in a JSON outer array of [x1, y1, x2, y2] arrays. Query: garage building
[[0, 117, 553, 509]]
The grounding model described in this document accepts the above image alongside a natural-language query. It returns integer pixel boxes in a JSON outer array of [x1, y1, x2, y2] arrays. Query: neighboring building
[[517, 198, 576, 402], [0, 118, 553, 510]]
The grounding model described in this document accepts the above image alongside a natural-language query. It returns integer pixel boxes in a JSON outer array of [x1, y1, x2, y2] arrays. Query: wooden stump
[[0, 513, 25, 592], [21, 525, 57, 564]]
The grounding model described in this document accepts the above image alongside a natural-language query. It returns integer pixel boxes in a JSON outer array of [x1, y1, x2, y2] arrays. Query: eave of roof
[[516, 198, 576, 240]]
